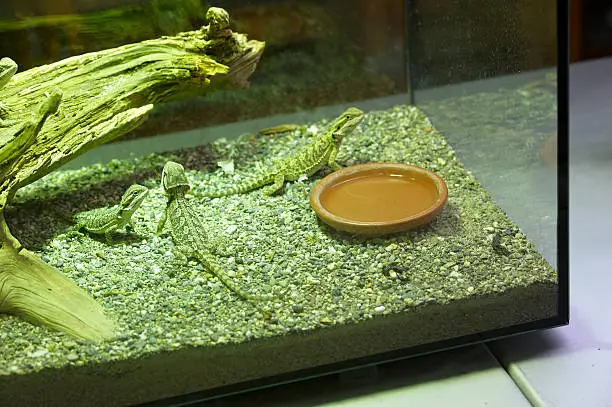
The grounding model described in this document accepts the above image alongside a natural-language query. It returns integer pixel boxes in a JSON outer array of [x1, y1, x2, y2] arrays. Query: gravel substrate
[[0, 104, 558, 406]]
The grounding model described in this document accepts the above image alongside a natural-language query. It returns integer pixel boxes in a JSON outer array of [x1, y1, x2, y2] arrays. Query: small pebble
[[66, 353, 79, 361]]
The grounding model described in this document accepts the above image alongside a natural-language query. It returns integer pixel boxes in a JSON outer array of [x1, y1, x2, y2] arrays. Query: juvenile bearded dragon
[[200, 107, 364, 197], [157, 161, 274, 303], [71, 184, 149, 242]]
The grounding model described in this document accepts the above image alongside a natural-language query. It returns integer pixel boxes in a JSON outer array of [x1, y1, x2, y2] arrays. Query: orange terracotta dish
[[310, 163, 448, 235]]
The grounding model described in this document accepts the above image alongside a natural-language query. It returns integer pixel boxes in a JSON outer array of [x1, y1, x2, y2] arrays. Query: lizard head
[[119, 184, 149, 212], [329, 107, 364, 146], [161, 161, 191, 193]]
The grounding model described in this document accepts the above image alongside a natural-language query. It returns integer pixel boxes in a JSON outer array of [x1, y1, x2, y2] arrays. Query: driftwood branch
[[0, 7, 264, 340], [0, 7, 264, 207], [0, 212, 115, 340]]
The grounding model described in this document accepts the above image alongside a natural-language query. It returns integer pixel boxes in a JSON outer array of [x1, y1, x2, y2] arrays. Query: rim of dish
[[311, 162, 448, 226]]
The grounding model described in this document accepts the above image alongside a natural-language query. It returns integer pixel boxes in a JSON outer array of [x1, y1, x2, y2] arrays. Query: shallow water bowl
[[310, 163, 448, 236]]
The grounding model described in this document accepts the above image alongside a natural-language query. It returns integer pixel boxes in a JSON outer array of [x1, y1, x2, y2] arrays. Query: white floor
[[488, 57, 612, 407]]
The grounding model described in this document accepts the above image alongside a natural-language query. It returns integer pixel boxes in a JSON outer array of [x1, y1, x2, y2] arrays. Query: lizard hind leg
[[61, 224, 85, 240], [167, 246, 191, 277], [327, 145, 342, 171], [262, 174, 285, 196], [104, 230, 115, 244]]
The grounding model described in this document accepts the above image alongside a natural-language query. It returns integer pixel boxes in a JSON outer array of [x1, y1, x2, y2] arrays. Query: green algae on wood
[[0, 7, 265, 341]]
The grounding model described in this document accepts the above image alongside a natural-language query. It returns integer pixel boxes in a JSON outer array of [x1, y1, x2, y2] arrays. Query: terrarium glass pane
[[0, 0, 564, 405]]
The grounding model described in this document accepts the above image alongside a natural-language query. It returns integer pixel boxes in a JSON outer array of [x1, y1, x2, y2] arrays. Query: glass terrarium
[[0, 0, 566, 405]]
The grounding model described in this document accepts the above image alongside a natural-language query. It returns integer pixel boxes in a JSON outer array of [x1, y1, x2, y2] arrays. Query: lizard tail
[[199, 252, 275, 302], [201, 174, 269, 198]]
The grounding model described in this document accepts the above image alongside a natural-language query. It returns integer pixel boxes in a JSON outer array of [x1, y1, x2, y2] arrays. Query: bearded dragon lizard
[[200, 107, 364, 197], [157, 161, 274, 304], [70, 184, 149, 242]]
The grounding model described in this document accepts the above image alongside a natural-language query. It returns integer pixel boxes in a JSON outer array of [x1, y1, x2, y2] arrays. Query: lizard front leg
[[126, 219, 148, 236], [125, 220, 136, 233], [327, 143, 342, 171], [156, 206, 170, 235], [104, 230, 115, 244]]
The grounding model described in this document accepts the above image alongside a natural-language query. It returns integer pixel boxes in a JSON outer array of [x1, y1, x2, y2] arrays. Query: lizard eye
[[123, 190, 137, 202]]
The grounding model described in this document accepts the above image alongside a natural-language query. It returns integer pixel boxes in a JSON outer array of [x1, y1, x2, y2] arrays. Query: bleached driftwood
[[0, 7, 265, 341]]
